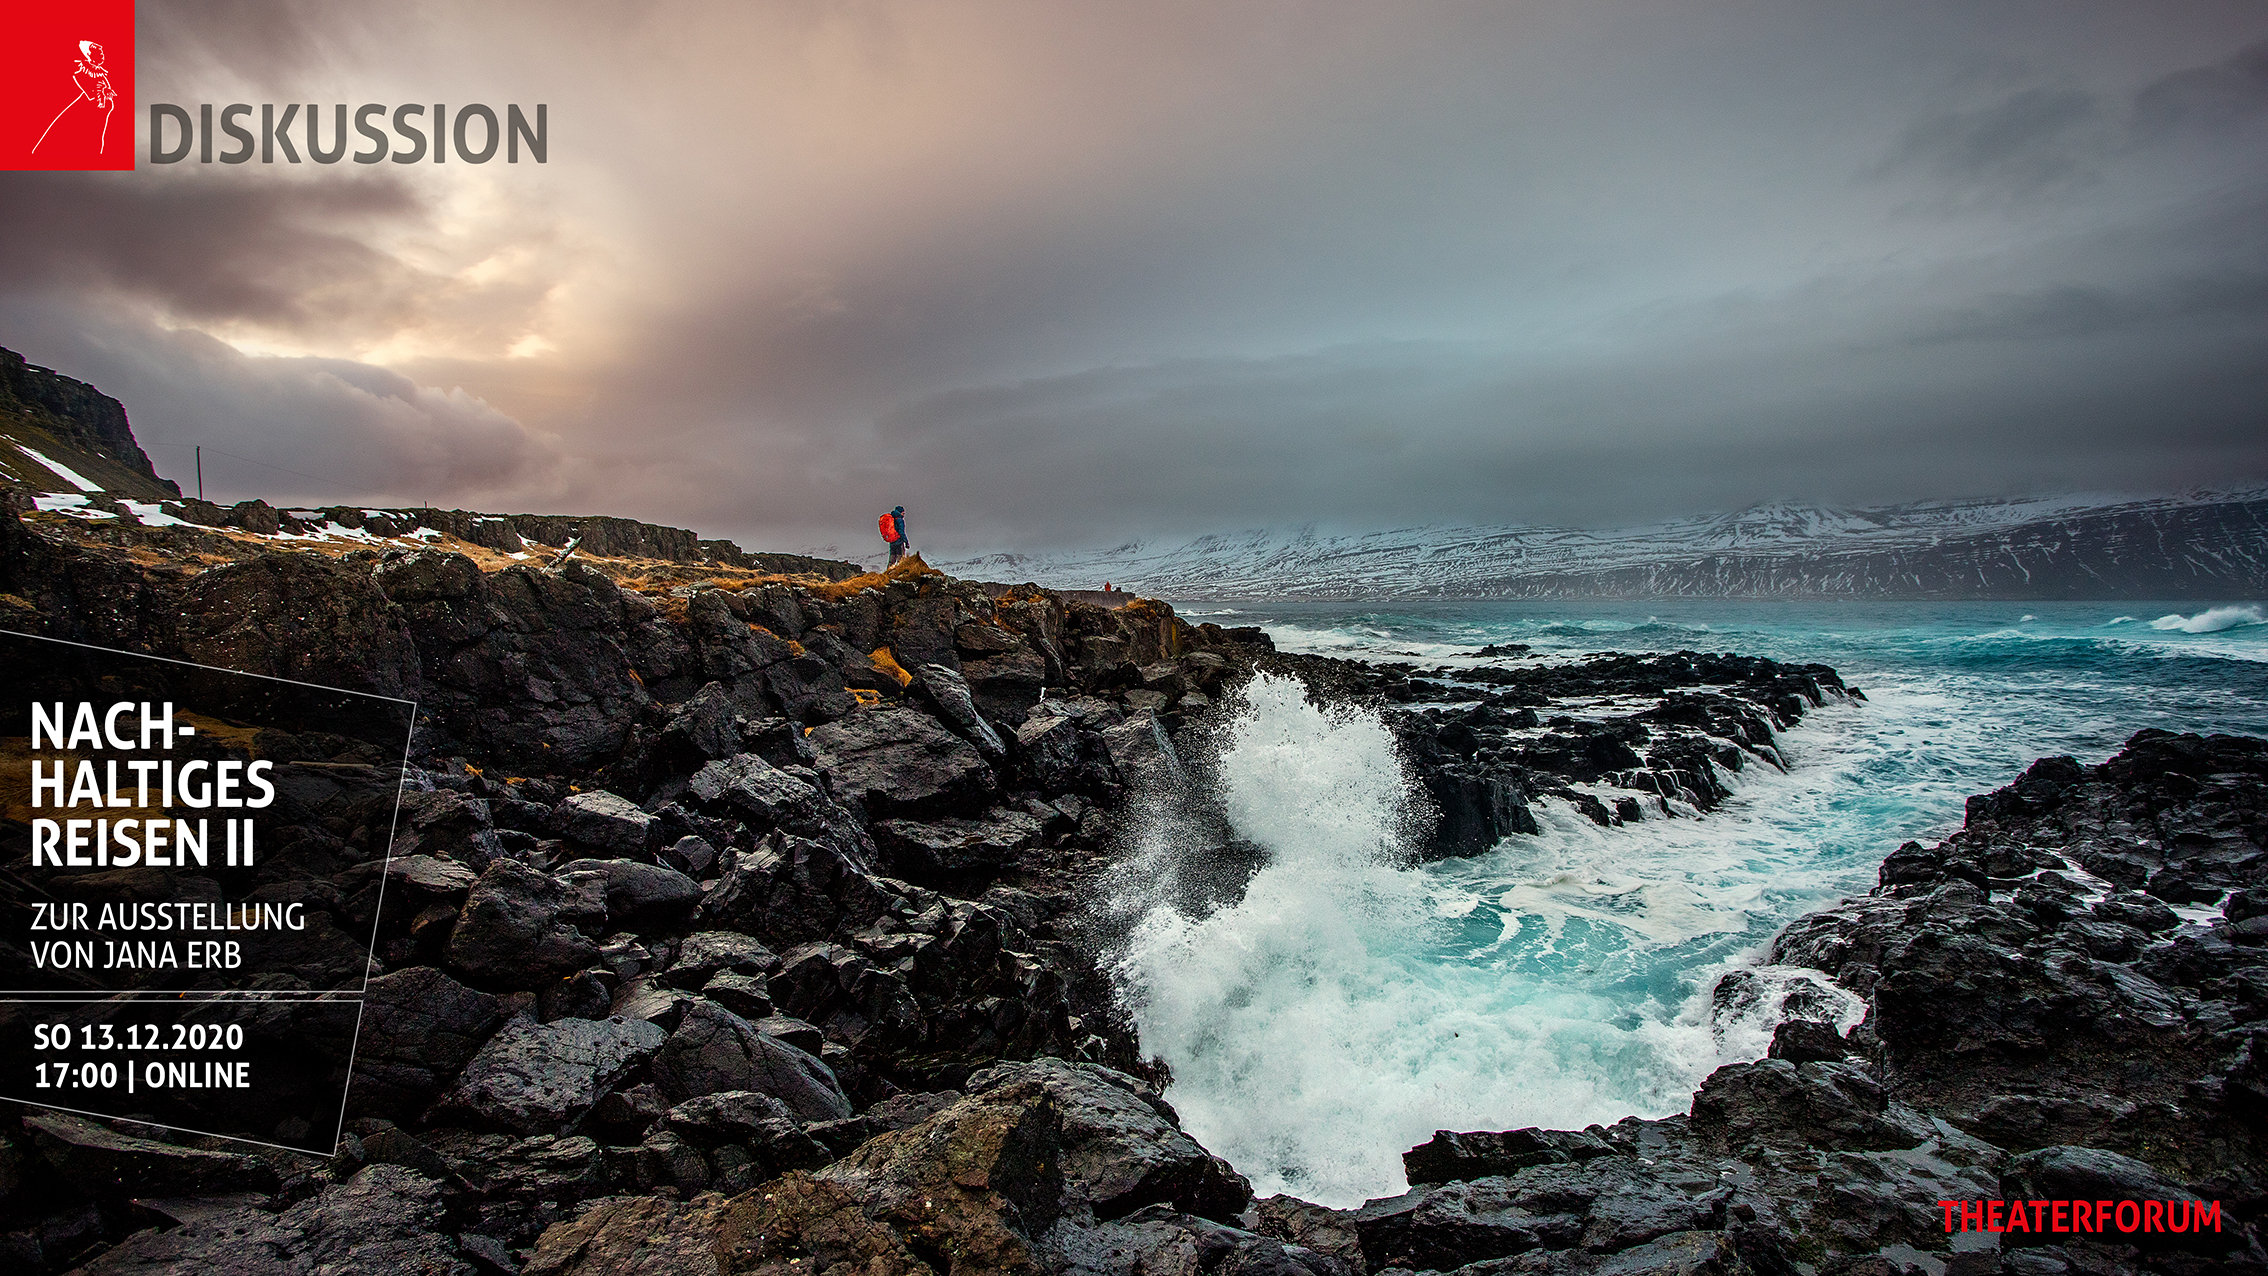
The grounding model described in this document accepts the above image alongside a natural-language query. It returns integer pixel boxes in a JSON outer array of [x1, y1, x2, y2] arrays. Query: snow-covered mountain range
[[940, 488, 2268, 601]]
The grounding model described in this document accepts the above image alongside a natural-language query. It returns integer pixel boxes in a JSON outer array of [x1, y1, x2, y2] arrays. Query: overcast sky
[[3, 1, 2264, 556]]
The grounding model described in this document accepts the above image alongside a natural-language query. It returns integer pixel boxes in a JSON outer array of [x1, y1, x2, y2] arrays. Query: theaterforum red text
[[1939, 1199, 2222, 1235]]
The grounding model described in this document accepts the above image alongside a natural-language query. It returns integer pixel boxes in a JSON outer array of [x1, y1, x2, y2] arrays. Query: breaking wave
[[2152, 604, 2265, 634], [1103, 674, 1880, 1208]]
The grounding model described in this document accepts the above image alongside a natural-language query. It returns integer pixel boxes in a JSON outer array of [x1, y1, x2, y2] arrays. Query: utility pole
[[195, 446, 203, 501]]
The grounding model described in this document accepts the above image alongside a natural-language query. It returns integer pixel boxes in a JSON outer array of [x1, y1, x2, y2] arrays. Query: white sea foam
[[1108, 673, 1906, 1207], [2151, 604, 2264, 634]]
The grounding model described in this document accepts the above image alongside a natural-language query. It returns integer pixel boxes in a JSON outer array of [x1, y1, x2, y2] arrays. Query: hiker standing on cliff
[[880, 505, 910, 566]]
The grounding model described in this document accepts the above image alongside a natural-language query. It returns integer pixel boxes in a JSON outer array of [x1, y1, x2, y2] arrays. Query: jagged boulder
[[810, 705, 997, 817], [427, 1015, 667, 1134], [662, 932, 783, 989], [662, 682, 747, 761], [965, 1058, 1251, 1222], [557, 857, 702, 928], [1688, 1059, 1925, 1154], [1403, 1126, 1617, 1185], [556, 790, 655, 856], [962, 646, 1049, 726], [687, 751, 831, 830], [445, 859, 602, 988], [424, 1130, 611, 1200], [1014, 705, 1123, 797], [697, 831, 896, 946], [385, 789, 504, 868], [870, 809, 1047, 888], [650, 1002, 852, 1122], [914, 663, 1006, 759]]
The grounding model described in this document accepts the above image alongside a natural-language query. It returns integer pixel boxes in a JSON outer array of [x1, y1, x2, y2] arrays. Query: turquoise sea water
[[1102, 600, 2268, 1207]]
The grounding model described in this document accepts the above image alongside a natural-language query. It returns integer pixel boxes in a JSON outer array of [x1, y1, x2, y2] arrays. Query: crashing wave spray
[[1104, 674, 1761, 1207], [1103, 673, 1440, 1204]]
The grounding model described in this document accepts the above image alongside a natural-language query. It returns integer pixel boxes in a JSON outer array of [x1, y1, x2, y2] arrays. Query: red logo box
[[2, 0, 136, 171]]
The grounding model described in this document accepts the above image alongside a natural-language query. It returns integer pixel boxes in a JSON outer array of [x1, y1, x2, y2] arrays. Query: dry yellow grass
[[801, 553, 943, 600]]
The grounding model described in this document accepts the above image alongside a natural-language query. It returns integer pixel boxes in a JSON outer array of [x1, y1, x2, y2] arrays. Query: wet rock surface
[[1253, 648, 1858, 861], [4, 503, 2262, 1274]]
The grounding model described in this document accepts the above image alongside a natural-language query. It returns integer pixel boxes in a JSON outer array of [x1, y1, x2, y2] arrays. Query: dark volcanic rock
[[1772, 731, 2268, 1194], [1999, 1146, 2238, 1251], [1402, 1127, 1617, 1185], [964, 1058, 1251, 1223], [1014, 708, 1123, 797], [555, 790, 655, 855], [556, 857, 702, 928], [650, 1003, 853, 1122], [1689, 1059, 1925, 1154], [445, 858, 603, 988], [428, 1014, 667, 1134], [810, 705, 999, 817], [662, 932, 782, 990], [72, 1165, 471, 1275], [914, 663, 1008, 760], [687, 751, 831, 830], [696, 830, 895, 945], [870, 809, 1047, 888], [1765, 1017, 1850, 1063], [349, 966, 507, 1116]]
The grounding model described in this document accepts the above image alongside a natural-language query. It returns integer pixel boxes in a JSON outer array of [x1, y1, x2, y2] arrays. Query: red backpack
[[878, 512, 896, 541]]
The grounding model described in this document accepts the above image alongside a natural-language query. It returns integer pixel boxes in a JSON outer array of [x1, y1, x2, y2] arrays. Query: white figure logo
[[32, 40, 117, 156]]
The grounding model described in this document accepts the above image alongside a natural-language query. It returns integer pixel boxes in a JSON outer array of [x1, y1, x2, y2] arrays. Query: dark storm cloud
[[2134, 38, 2268, 133], [2, 2, 2266, 553], [1883, 88, 2107, 191], [0, 171, 424, 330]]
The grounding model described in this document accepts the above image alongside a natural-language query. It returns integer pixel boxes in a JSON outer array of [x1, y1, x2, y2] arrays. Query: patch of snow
[[120, 500, 191, 527], [16, 445, 102, 492], [319, 520, 383, 543], [33, 492, 115, 519], [285, 510, 323, 520]]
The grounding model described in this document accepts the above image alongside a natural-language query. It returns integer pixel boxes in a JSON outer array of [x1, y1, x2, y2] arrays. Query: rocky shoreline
[[1, 505, 2264, 1275]]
